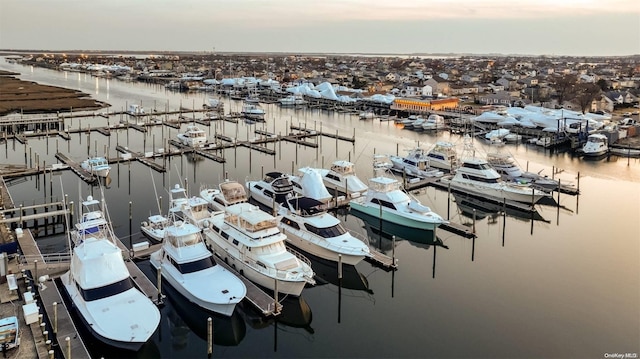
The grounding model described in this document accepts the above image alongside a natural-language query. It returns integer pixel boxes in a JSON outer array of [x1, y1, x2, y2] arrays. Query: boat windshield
[[81, 277, 135, 301], [304, 223, 347, 238], [175, 256, 216, 274]]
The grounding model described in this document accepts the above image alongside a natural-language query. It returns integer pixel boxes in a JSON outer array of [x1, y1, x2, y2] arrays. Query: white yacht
[[202, 203, 316, 296], [241, 102, 266, 121], [426, 141, 459, 172], [486, 152, 559, 190], [349, 174, 447, 230], [140, 214, 169, 243], [439, 158, 549, 204], [582, 133, 608, 157], [318, 160, 368, 199], [278, 197, 370, 265], [177, 125, 207, 148], [405, 116, 426, 130], [128, 104, 145, 116], [389, 147, 444, 178], [359, 110, 375, 120], [149, 218, 246, 316], [61, 196, 160, 351], [246, 172, 295, 210], [421, 114, 446, 131], [200, 180, 248, 212], [279, 94, 307, 107], [81, 156, 111, 178]]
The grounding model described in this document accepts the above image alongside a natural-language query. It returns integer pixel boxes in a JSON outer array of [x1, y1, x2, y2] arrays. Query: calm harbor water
[[1, 60, 639, 359]]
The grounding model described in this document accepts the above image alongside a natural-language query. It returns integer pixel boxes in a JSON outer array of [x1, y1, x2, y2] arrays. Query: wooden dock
[[54, 152, 98, 184], [0, 201, 68, 225], [112, 237, 163, 304], [290, 125, 356, 143], [365, 248, 398, 270], [16, 229, 91, 359]]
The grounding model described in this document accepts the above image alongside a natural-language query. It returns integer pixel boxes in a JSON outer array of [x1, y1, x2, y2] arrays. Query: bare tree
[[550, 73, 578, 106], [573, 83, 601, 113]]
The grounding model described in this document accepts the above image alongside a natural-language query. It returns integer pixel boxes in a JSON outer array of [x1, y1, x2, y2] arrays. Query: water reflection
[[162, 276, 247, 347], [453, 192, 549, 223], [308, 253, 373, 293], [242, 295, 313, 334], [350, 209, 448, 250]]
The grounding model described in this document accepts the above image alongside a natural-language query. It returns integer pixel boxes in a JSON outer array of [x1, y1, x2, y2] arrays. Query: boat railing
[[285, 245, 313, 269]]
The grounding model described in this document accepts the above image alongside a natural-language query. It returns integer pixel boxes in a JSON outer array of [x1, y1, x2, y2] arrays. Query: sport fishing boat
[[81, 156, 111, 178], [176, 125, 207, 148], [202, 202, 316, 296], [60, 195, 160, 351], [149, 216, 246, 316]]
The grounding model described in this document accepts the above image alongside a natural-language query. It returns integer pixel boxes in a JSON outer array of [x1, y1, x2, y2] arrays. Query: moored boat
[[61, 195, 160, 351], [349, 173, 447, 230], [81, 156, 111, 178], [202, 203, 315, 296], [149, 218, 246, 316]]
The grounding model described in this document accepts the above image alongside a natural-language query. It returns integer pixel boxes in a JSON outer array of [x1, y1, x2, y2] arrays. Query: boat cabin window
[[463, 162, 492, 170], [257, 261, 266, 269], [280, 217, 300, 230], [254, 184, 263, 191], [214, 197, 225, 206], [371, 198, 397, 210], [461, 174, 500, 183], [428, 153, 445, 160], [403, 159, 417, 166], [304, 223, 347, 238], [232, 239, 239, 246], [325, 173, 341, 182], [174, 255, 216, 274], [264, 190, 274, 198], [80, 277, 135, 301], [221, 231, 229, 240]]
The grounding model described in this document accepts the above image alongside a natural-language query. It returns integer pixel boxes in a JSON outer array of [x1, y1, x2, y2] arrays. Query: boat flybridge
[[177, 124, 207, 148], [389, 147, 444, 178], [426, 141, 459, 172], [200, 179, 249, 212], [202, 202, 316, 296], [81, 156, 111, 178], [486, 152, 559, 190], [61, 195, 160, 351], [246, 172, 295, 211], [149, 212, 246, 316], [278, 197, 370, 265], [318, 160, 368, 199]]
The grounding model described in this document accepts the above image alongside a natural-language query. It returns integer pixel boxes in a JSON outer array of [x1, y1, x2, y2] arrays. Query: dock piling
[[207, 317, 213, 357]]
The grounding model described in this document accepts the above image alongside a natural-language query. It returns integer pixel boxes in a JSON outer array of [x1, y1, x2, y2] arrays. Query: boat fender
[[202, 219, 210, 228], [142, 221, 148, 227]]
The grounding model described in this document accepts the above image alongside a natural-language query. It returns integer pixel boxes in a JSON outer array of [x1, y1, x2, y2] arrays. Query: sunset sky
[[1, 0, 638, 56]]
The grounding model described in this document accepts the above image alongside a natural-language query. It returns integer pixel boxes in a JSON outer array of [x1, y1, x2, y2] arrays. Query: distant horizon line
[[1, 49, 638, 58]]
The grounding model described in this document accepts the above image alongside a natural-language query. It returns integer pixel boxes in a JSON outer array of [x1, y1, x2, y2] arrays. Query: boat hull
[[60, 272, 152, 352], [349, 201, 441, 231], [149, 253, 239, 316], [282, 231, 365, 266], [444, 180, 545, 204], [206, 236, 306, 296]]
